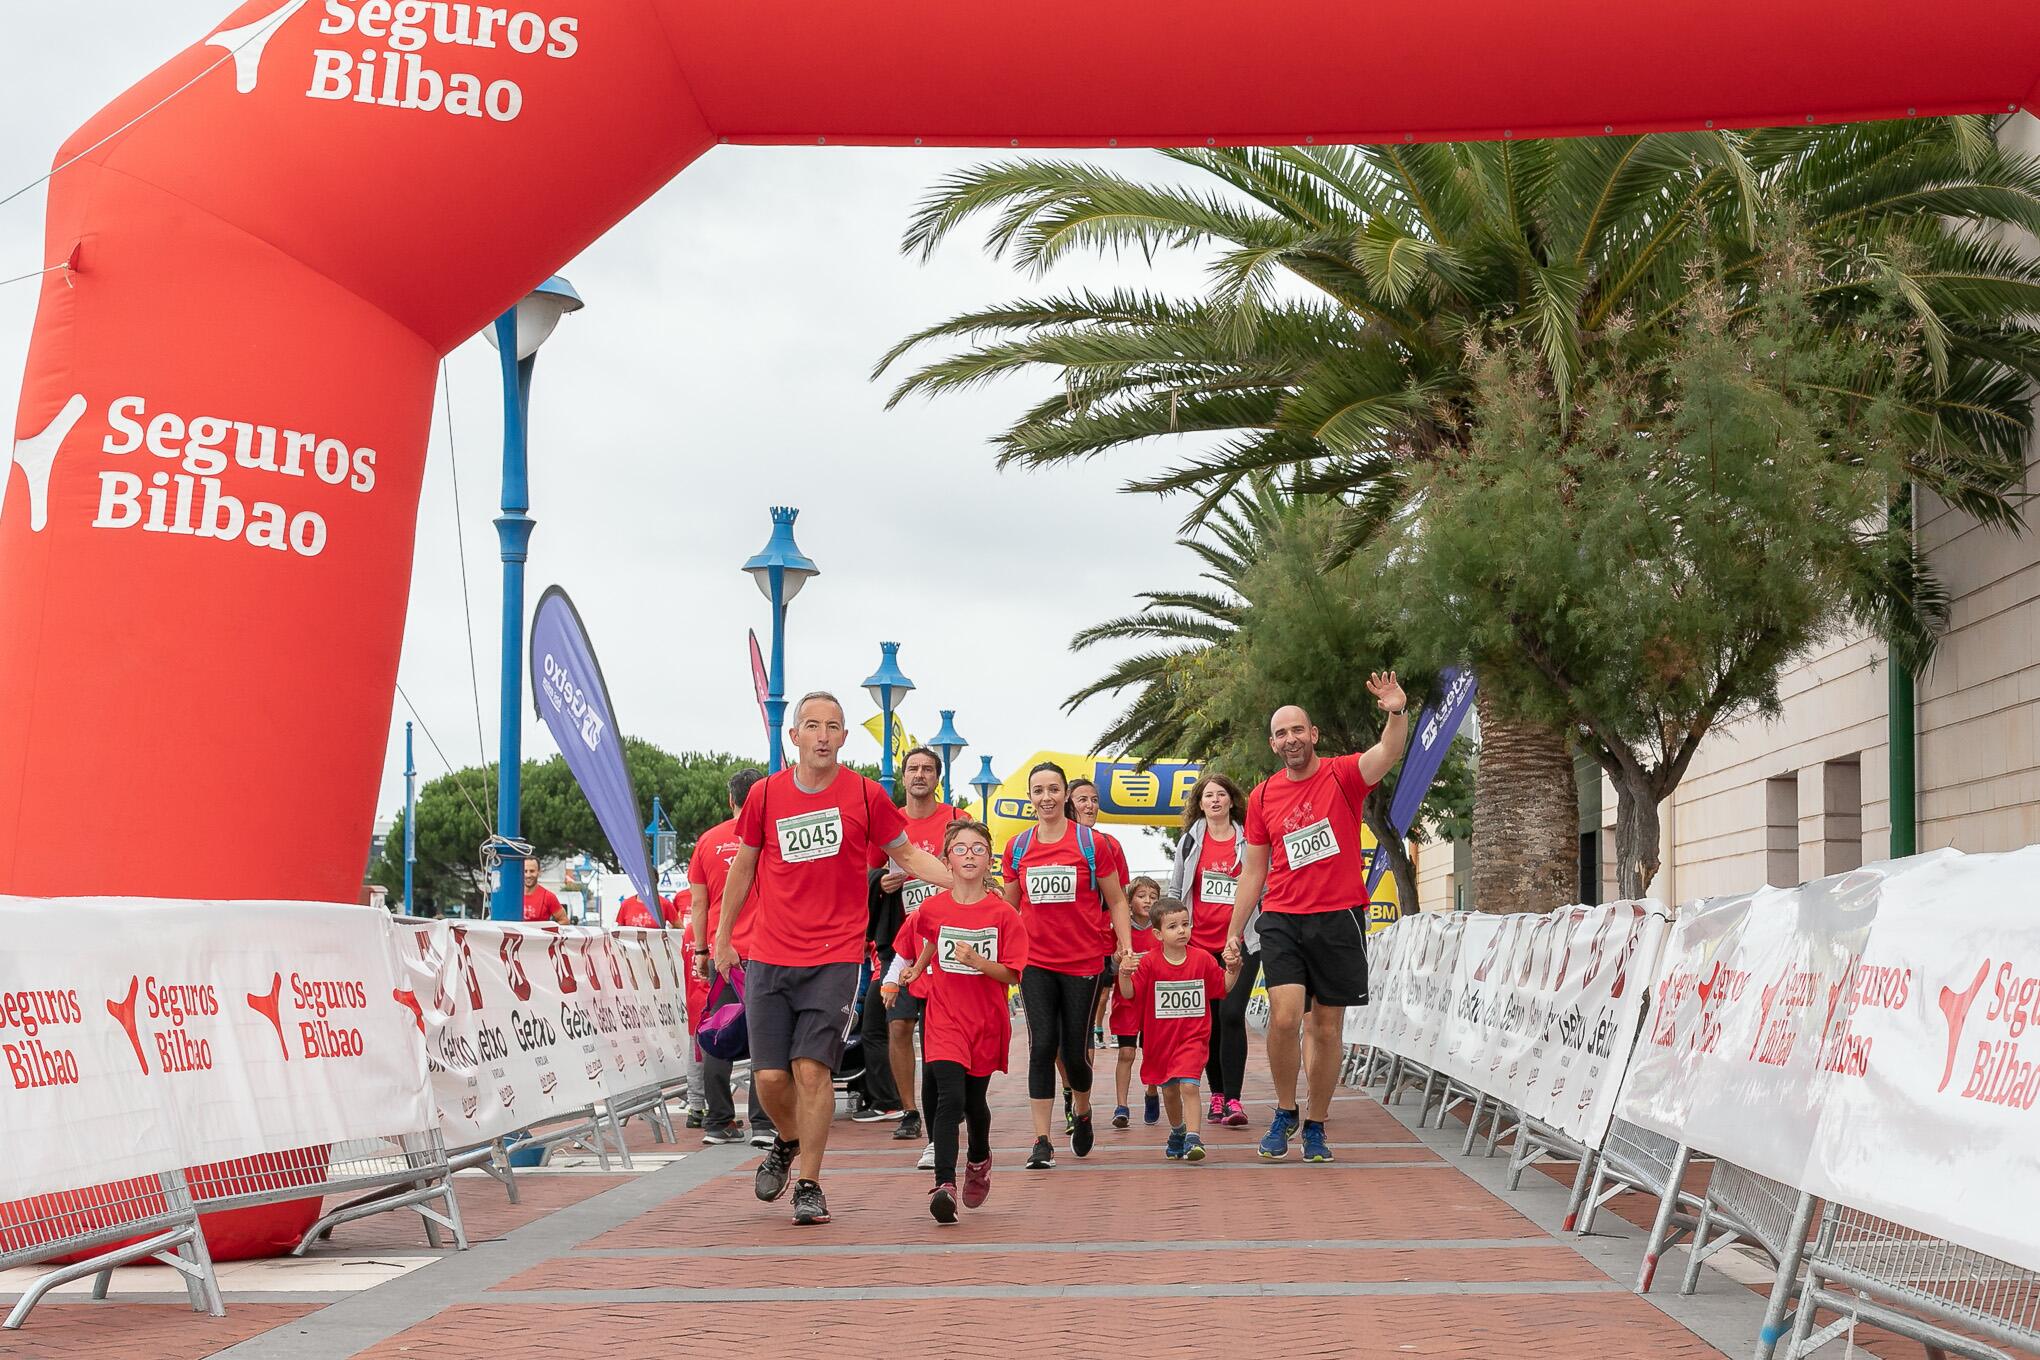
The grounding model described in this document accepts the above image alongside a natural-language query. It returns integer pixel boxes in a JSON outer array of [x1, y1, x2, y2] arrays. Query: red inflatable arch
[[6, 0, 2040, 904]]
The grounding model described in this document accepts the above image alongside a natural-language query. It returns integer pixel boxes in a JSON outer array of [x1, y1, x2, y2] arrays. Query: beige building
[[1416, 114, 2040, 913]]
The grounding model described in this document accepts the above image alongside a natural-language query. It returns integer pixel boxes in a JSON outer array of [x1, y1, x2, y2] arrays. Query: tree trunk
[[1611, 771, 1662, 901], [1469, 690, 1578, 914], [1362, 788, 1420, 919]]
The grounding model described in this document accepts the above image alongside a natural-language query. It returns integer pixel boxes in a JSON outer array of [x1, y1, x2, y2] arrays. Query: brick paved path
[[0, 1039, 1925, 1359]]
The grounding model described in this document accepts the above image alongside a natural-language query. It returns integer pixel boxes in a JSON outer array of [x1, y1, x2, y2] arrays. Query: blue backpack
[[1007, 823, 1099, 894]]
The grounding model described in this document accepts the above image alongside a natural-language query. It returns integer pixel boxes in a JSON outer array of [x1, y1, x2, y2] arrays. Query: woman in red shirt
[[896, 820, 1027, 1223]]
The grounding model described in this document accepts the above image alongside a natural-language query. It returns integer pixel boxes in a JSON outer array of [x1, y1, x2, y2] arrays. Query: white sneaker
[[916, 1142, 936, 1171]]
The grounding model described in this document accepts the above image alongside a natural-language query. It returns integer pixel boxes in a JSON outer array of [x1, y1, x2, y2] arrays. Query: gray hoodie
[[1170, 816, 1259, 953]]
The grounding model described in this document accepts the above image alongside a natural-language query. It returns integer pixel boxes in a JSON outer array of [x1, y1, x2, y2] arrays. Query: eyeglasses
[[949, 844, 992, 858]]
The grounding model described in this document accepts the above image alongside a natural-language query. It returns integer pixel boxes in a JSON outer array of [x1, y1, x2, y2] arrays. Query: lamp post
[[970, 756, 1000, 827], [645, 794, 676, 915], [929, 709, 967, 805], [742, 507, 819, 774], [862, 642, 915, 795], [485, 275, 583, 921], [403, 720, 416, 916]]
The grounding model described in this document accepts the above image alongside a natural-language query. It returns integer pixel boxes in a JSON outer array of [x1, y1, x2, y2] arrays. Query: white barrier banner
[[0, 897, 432, 1201], [1619, 846, 2040, 1273], [1366, 901, 1666, 1148]]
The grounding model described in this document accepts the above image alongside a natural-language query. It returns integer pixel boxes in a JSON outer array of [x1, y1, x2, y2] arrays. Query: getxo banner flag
[[529, 586, 655, 904], [1368, 667, 1477, 894]]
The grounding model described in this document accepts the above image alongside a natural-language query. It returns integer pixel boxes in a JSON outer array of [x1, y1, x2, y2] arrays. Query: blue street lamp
[[645, 794, 676, 906], [970, 756, 1001, 827], [485, 275, 583, 920], [743, 507, 819, 774], [929, 709, 968, 805], [862, 642, 915, 795], [403, 721, 416, 916]]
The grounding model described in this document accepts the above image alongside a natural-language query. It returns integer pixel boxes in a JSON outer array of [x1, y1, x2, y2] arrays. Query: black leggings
[[927, 1060, 992, 1185], [1206, 949, 1260, 1101], [1021, 965, 1099, 1100]]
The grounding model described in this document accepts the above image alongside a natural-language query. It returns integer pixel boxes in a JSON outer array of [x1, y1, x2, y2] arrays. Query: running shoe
[[1208, 1093, 1226, 1124], [1301, 1120, 1334, 1163], [791, 1178, 831, 1225], [754, 1137, 798, 1201], [1164, 1128, 1186, 1160], [701, 1119, 745, 1145], [1071, 1112, 1094, 1158], [749, 1127, 776, 1149], [1026, 1135, 1056, 1169], [1223, 1098, 1249, 1127], [1143, 1090, 1161, 1126], [929, 1182, 958, 1224], [1183, 1132, 1207, 1162], [1062, 1088, 1075, 1133], [852, 1103, 902, 1123], [1111, 1105, 1130, 1129], [685, 1107, 705, 1130], [892, 1110, 924, 1142], [1258, 1108, 1300, 1160], [962, 1157, 993, 1209], [917, 1142, 936, 1171]]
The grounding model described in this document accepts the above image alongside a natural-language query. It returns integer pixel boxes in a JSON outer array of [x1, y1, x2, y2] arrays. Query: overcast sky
[[2, 4, 1229, 834]]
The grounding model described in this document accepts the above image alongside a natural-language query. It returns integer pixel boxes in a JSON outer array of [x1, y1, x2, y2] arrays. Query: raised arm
[[1357, 671, 1411, 786]]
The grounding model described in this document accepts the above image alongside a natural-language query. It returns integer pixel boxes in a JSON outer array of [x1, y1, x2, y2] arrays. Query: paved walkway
[[0, 1045, 1920, 1359]]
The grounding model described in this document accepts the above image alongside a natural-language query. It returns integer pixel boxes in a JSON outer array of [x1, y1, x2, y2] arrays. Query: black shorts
[[745, 960, 861, 1073], [886, 990, 924, 1025], [1257, 907, 1370, 1007], [1115, 1034, 1139, 1049]]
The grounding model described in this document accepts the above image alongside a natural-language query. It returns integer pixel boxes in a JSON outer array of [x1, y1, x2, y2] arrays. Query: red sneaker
[[1223, 1099, 1249, 1127], [1208, 1093, 1226, 1123], [962, 1157, 993, 1209]]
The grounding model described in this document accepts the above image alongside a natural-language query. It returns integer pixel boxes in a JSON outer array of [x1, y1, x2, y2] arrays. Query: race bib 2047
[[776, 808, 843, 863], [1282, 818, 1339, 871], [1026, 865, 1078, 905], [937, 926, 1000, 974], [1200, 869, 1238, 906], [1154, 979, 1207, 1019], [903, 880, 938, 912]]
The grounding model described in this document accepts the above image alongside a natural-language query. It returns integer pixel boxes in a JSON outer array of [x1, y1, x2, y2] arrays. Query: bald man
[[1225, 675, 1408, 1163]]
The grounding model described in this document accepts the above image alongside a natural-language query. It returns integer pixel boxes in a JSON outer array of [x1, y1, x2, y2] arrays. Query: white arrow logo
[[206, 0, 308, 95], [6, 394, 87, 534]]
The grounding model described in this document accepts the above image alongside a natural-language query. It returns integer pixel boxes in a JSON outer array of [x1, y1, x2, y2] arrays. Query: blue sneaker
[[1301, 1120, 1334, 1163], [1164, 1128, 1186, 1160], [1143, 1090, 1161, 1125], [1183, 1132, 1206, 1162], [1111, 1105, 1130, 1129], [1258, 1108, 1300, 1160]]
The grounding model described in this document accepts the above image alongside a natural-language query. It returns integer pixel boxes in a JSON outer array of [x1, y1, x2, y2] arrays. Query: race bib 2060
[[1154, 979, 1207, 1019], [1026, 865, 1078, 905], [937, 926, 1000, 974], [1282, 818, 1339, 871], [776, 808, 843, 863]]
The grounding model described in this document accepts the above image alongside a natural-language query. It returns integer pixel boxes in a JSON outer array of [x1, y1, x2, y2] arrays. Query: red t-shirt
[[615, 895, 674, 929], [1243, 754, 1375, 914], [1131, 947, 1229, 1085], [1108, 920, 1157, 1036], [869, 803, 972, 912], [522, 884, 563, 924], [686, 817, 755, 952], [1006, 822, 1114, 975], [895, 891, 1029, 1077], [1190, 827, 1244, 952], [735, 766, 910, 967]]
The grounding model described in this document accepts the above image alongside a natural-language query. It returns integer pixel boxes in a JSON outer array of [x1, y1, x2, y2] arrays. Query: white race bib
[[937, 925, 1000, 975], [1200, 869, 1239, 906], [1154, 979, 1207, 1019], [1282, 818, 1339, 871], [1026, 865, 1078, 905], [776, 808, 843, 863], [902, 879, 938, 913]]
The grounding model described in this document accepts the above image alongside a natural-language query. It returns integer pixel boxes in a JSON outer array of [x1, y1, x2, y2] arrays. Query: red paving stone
[[498, 1244, 1604, 1292], [356, 1295, 1731, 1359], [0, 1302, 314, 1360]]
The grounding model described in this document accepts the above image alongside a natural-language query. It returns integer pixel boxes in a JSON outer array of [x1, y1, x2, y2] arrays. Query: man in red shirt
[[522, 858, 567, 925], [687, 768, 767, 1145], [1225, 673, 1408, 1164], [711, 692, 952, 1226], [615, 893, 676, 928]]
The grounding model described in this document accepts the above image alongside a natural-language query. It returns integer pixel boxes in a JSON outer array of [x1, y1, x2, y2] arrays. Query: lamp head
[[743, 505, 819, 602], [482, 275, 584, 361], [930, 709, 967, 761], [969, 755, 1001, 797], [862, 641, 914, 711]]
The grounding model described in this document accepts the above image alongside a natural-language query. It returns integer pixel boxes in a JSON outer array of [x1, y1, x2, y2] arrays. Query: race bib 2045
[[1026, 865, 1078, 905], [937, 926, 1000, 974], [1282, 818, 1339, 871], [776, 808, 843, 863], [1154, 979, 1207, 1019], [1200, 869, 1238, 906], [903, 879, 938, 913]]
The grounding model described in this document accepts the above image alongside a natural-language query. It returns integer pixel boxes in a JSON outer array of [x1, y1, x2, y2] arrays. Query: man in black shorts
[[712, 693, 952, 1225], [1225, 675, 1408, 1163]]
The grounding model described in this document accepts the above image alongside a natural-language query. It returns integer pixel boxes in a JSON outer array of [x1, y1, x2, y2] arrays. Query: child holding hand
[[1119, 897, 1238, 1161], [1109, 880, 1159, 1128], [897, 820, 1029, 1223]]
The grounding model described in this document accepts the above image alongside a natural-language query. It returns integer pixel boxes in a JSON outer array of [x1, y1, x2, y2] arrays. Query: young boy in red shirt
[[1119, 897, 1238, 1161], [1109, 877, 1160, 1129], [896, 820, 1028, 1222]]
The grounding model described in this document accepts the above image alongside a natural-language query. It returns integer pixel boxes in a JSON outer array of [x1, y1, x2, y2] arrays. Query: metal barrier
[[1575, 1117, 1707, 1293], [1783, 1203, 2040, 1360], [1505, 1114, 1601, 1232], [191, 1131, 469, 1257], [1678, 1161, 1818, 1360], [0, 1169, 224, 1329]]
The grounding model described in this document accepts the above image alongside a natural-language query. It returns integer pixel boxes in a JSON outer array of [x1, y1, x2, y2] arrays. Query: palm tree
[[881, 119, 2040, 907]]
